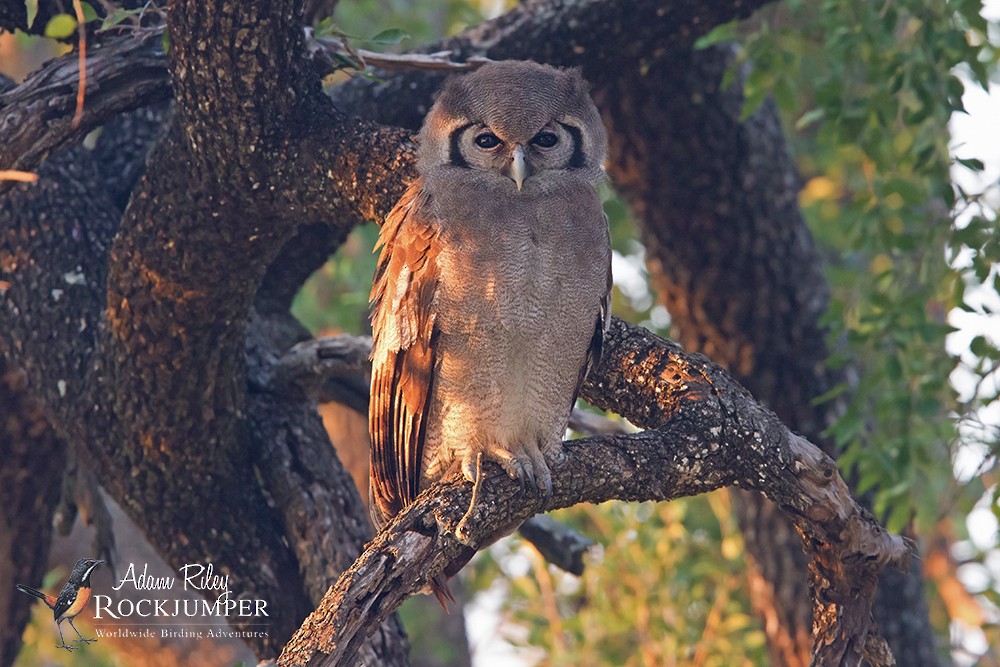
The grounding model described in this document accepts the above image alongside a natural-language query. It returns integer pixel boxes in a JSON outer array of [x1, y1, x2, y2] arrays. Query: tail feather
[[430, 544, 478, 611], [430, 576, 455, 611], [16, 584, 56, 608]]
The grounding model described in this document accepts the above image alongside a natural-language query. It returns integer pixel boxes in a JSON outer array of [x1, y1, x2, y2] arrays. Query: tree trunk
[[597, 43, 941, 666], [0, 360, 66, 667]]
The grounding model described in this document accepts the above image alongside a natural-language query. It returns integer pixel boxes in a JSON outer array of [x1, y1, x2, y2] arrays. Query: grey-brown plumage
[[369, 61, 611, 543]]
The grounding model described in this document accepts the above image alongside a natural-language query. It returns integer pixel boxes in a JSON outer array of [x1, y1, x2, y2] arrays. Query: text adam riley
[[92, 562, 269, 619]]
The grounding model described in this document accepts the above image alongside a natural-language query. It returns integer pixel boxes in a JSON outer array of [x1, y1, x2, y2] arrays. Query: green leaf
[[773, 73, 797, 113], [314, 16, 339, 38], [884, 491, 914, 533], [79, 1, 98, 23], [739, 85, 768, 121], [333, 52, 362, 70], [694, 20, 739, 50], [810, 382, 848, 406], [795, 108, 825, 130], [955, 157, 985, 172], [44, 13, 77, 39], [916, 395, 940, 418], [368, 28, 409, 45], [161, 28, 169, 54], [24, 0, 37, 28], [102, 7, 133, 29], [969, 335, 991, 358], [885, 177, 925, 207]]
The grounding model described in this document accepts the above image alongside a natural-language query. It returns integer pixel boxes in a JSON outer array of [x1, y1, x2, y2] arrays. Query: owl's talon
[[461, 456, 479, 484], [539, 473, 554, 499], [516, 471, 527, 494], [549, 446, 568, 466]]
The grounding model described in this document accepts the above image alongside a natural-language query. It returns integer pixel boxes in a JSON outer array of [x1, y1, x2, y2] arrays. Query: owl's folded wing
[[369, 179, 442, 530], [573, 214, 613, 406]]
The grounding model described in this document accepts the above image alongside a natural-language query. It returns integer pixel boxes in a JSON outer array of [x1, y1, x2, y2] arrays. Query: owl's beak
[[510, 145, 528, 191]]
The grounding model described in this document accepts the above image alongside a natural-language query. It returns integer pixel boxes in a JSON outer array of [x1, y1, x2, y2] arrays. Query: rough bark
[[84, 0, 412, 657], [278, 318, 912, 667], [1, 0, 771, 183], [600, 43, 822, 666], [0, 361, 67, 667], [332, 0, 771, 127]]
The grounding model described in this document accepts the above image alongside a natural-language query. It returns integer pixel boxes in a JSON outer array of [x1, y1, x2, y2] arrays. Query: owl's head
[[417, 60, 607, 191]]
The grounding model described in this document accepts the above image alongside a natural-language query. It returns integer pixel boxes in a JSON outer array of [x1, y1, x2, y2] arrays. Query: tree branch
[[518, 516, 595, 577], [0, 31, 169, 190], [1, 0, 774, 202], [278, 318, 911, 667]]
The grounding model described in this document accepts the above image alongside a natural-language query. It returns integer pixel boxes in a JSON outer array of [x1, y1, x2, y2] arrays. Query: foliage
[[700, 0, 1000, 660], [699, 0, 998, 533], [292, 224, 380, 335], [330, 0, 496, 45], [466, 495, 766, 667]]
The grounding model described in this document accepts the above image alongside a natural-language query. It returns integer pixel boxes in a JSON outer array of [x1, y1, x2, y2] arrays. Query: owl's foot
[[492, 446, 554, 498], [547, 443, 568, 467]]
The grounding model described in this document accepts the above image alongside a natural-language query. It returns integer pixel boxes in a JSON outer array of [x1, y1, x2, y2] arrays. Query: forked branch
[[278, 318, 912, 667]]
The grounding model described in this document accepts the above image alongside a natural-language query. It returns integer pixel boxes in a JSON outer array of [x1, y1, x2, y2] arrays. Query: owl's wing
[[573, 215, 613, 405], [369, 180, 442, 530]]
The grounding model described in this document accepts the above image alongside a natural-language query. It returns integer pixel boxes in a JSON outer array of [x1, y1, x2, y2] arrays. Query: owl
[[369, 60, 611, 552]]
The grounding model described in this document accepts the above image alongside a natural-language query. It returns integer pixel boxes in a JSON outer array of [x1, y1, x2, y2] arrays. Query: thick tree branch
[[167, 0, 315, 180], [0, 31, 169, 189], [0, 25, 412, 213], [1, 1, 370, 656], [330, 0, 773, 130], [599, 42, 823, 665], [278, 318, 911, 667], [1, 0, 773, 203], [246, 315, 409, 665], [84, 0, 373, 654]]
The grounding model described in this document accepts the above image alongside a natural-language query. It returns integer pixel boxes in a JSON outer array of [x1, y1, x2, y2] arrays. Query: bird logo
[[16, 558, 104, 651]]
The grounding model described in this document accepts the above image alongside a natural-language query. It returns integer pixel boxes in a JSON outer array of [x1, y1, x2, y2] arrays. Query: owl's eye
[[531, 132, 559, 148], [475, 133, 501, 149]]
